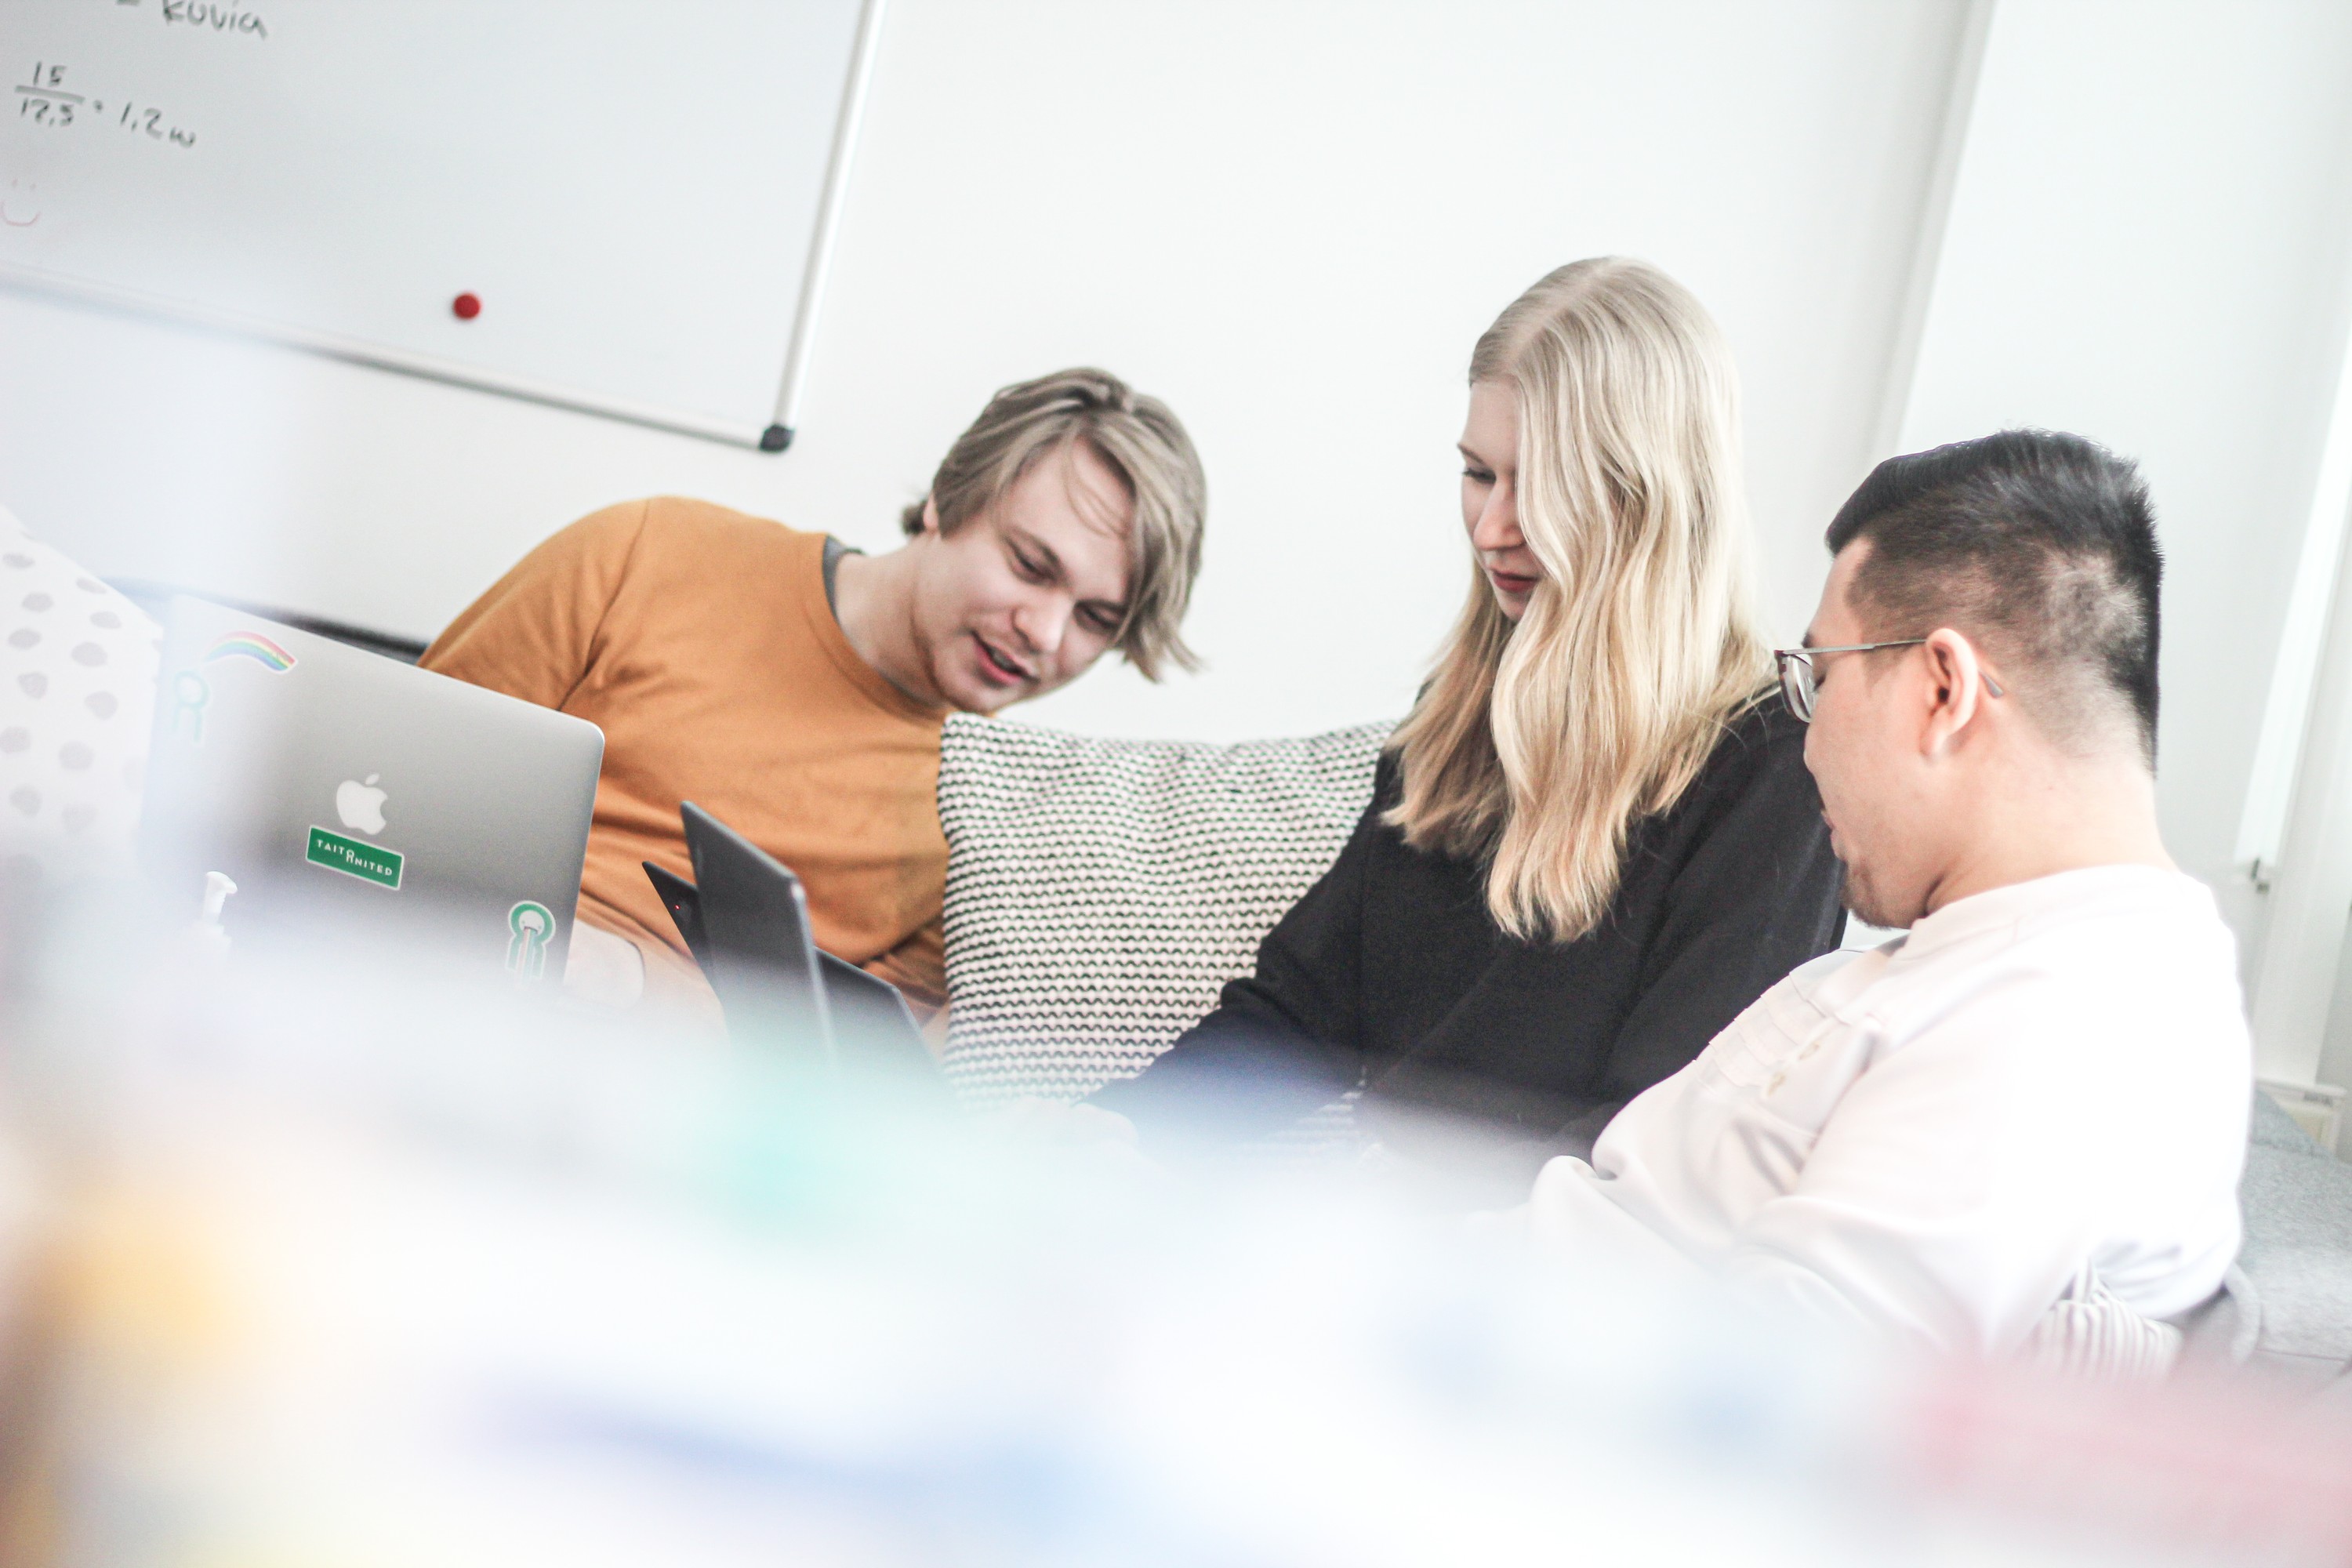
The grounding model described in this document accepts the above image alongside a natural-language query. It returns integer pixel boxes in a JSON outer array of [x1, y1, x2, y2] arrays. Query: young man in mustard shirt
[[423, 368, 1207, 1022]]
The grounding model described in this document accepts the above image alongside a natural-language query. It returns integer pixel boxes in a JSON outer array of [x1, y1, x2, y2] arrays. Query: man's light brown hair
[[905, 368, 1206, 680]]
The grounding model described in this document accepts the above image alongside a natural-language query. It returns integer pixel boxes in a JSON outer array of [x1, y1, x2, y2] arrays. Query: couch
[[935, 711, 2352, 1388]]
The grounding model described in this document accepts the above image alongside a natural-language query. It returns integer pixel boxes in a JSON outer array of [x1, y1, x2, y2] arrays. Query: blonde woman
[[1092, 260, 1845, 1161]]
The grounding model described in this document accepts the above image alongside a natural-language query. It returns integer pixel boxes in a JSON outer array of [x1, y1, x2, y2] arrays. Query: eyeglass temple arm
[[1779, 642, 2005, 696]]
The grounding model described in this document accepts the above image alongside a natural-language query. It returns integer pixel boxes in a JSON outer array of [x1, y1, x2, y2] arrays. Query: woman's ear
[[916, 495, 942, 537]]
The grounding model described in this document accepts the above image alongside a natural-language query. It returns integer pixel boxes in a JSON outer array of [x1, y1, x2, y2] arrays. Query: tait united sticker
[[306, 826, 403, 889]]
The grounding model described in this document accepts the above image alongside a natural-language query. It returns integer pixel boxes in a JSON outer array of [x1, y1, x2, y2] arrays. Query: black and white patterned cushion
[[938, 713, 1394, 1109]]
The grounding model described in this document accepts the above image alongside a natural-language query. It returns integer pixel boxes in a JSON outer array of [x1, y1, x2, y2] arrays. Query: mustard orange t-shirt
[[421, 498, 950, 1016]]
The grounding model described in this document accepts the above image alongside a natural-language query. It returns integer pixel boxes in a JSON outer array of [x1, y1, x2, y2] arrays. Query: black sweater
[[1090, 701, 1846, 1156]]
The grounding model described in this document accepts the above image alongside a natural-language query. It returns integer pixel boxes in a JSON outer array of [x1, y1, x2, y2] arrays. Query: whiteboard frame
[[765, 0, 890, 453], [0, 0, 890, 454]]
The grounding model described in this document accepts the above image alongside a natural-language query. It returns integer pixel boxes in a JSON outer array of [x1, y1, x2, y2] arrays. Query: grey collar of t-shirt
[[822, 535, 861, 617]]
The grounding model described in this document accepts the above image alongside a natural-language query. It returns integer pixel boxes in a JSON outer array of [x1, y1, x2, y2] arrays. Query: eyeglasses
[[1773, 640, 2006, 723]]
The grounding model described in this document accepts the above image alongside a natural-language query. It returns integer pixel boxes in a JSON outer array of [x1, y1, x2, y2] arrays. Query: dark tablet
[[681, 800, 834, 1071], [670, 805, 943, 1101], [642, 858, 710, 969]]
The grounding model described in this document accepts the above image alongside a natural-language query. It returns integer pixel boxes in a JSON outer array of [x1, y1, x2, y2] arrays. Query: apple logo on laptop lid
[[336, 774, 387, 836]]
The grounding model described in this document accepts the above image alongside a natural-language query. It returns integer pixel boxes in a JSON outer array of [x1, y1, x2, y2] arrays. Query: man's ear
[[1920, 626, 1989, 753]]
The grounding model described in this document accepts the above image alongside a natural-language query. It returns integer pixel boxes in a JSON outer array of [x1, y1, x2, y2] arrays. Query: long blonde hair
[[1385, 258, 1769, 942]]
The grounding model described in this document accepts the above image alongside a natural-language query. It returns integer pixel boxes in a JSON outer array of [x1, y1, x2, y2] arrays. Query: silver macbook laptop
[[140, 595, 604, 985]]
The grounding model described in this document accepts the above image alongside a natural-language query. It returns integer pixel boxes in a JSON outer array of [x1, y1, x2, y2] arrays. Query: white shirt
[[1527, 866, 2250, 1356]]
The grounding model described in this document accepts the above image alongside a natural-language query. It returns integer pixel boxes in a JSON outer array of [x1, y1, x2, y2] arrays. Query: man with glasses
[[1523, 429, 2249, 1363]]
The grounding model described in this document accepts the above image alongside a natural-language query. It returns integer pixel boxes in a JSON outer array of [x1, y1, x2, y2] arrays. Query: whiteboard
[[0, 0, 884, 449]]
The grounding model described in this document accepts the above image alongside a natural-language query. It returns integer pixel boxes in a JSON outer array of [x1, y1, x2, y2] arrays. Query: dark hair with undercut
[[1824, 429, 2162, 764]]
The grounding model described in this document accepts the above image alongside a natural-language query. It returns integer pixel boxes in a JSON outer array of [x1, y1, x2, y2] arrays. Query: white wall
[[0, 0, 1971, 746], [1890, 0, 2352, 956], [20, 0, 2348, 1011]]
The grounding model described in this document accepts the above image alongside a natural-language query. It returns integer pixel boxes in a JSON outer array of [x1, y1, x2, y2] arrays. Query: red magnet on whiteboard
[[452, 292, 481, 320]]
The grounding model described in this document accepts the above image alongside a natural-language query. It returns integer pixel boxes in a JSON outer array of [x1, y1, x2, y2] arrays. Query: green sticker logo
[[306, 826, 403, 889], [506, 901, 554, 979]]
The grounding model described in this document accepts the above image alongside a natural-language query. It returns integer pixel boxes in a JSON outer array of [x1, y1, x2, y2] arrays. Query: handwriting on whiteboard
[[16, 62, 196, 146], [110, 0, 272, 42]]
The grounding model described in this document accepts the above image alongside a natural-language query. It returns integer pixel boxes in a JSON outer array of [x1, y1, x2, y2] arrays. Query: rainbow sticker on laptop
[[204, 631, 297, 673]]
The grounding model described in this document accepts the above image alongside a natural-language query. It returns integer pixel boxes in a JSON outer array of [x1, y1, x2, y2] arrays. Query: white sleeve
[[1721, 978, 2124, 1356], [1526, 1156, 1714, 1285]]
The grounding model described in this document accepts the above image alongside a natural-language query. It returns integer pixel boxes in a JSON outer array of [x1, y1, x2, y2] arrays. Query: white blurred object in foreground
[[0, 892, 2345, 1566]]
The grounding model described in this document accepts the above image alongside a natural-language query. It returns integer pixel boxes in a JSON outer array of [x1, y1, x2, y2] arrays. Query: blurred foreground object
[[0, 893, 2349, 1566], [0, 506, 160, 886]]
